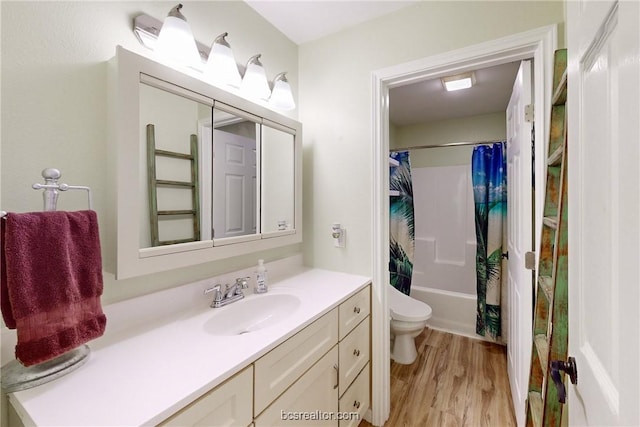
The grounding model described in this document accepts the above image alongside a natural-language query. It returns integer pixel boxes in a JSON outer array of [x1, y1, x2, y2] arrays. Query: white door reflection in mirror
[[212, 106, 259, 241], [213, 130, 257, 238], [261, 124, 295, 235]]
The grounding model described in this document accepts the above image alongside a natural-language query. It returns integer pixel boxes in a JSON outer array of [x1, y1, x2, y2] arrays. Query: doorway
[[369, 25, 557, 426]]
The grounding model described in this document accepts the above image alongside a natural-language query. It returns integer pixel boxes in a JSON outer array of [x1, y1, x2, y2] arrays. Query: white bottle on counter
[[255, 259, 268, 293]]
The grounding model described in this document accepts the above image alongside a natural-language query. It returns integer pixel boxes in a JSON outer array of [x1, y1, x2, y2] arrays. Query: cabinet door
[[255, 309, 338, 415], [255, 346, 339, 426], [339, 363, 370, 427], [159, 366, 253, 427], [339, 286, 370, 340], [339, 318, 370, 396]]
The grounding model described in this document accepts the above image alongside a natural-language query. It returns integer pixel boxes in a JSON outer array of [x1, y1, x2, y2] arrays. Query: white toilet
[[388, 285, 432, 364]]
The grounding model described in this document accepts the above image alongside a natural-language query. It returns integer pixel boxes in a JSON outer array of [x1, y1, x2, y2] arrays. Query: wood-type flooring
[[359, 328, 516, 427]]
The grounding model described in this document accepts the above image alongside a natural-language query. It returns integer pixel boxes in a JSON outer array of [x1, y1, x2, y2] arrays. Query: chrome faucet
[[204, 277, 250, 308]]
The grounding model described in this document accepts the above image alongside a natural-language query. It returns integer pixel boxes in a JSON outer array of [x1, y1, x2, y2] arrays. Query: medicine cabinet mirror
[[110, 46, 301, 279]]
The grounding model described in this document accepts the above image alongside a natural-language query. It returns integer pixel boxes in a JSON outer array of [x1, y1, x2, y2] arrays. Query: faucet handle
[[205, 284, 223, 303], [235, 276, 250, 289]]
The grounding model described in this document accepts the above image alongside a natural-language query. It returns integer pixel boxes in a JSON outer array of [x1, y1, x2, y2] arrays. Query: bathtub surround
[[471, 143, 506, 339]]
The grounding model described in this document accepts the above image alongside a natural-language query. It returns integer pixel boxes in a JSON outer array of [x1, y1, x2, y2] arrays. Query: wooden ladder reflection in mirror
[[146, 124, 200, 246]]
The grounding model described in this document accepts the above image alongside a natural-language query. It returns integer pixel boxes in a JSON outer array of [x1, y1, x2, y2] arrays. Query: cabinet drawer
[[255, 346, 339, 427], [339, 286, 370, 340], [338, 363, 370, 427], [338, 318, 370, 396], [255, 308, 338, 415], [159, 365, 253, 427]]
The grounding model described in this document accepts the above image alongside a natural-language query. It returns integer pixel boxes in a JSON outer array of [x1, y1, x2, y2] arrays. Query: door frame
[[370, 25, 557, 425]]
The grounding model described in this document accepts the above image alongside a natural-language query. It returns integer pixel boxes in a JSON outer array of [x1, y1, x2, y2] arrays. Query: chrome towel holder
[[32, 168, 93, 211], [1, 168, 93, 219]]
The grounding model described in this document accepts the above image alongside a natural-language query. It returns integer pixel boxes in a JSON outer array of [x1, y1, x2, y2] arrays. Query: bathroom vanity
[[7, 264, 371, 426]]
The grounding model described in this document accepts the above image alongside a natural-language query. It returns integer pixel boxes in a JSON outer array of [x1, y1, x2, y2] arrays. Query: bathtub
[[409, 285, 478, 339]]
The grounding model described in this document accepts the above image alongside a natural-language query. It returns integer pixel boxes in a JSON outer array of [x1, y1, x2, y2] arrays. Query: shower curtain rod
[[389, 140, 503, 152]]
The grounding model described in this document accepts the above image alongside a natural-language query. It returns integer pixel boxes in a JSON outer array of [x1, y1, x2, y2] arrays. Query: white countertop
[[9, 267, 371, 426]]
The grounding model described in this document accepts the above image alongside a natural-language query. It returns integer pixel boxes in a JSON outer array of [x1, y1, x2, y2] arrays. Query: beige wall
[[299, 1, 564, 275], [0, 1, 299, 304], [393, 112, 507, 168], [0, 1, 565, 297]]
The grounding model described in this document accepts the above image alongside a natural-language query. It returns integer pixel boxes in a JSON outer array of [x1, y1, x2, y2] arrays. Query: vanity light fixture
[[240, 54, 271, 101], [269, 72, 296, 111], [153, 4, 201, 69], [441, 72, 476, 91], [133, 11, 296, 109], [206, 32, 242, 88]]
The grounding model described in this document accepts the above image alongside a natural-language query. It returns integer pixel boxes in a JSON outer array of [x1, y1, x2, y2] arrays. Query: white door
[[505, 59, 533, 427], [567, 0, 640, 425], [213, 129, 257, 239]]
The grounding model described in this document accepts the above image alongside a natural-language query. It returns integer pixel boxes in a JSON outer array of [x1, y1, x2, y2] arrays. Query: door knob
[[550, 356, 578, 404]]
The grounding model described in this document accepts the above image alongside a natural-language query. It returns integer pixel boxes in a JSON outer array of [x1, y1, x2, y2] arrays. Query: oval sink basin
[[203, 294, 301, 336]]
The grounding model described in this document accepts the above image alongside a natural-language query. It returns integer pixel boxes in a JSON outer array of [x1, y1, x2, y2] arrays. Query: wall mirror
[[261, 121, 295, 235], [139, 80, 211, 248], [110, 46, 302, 279]]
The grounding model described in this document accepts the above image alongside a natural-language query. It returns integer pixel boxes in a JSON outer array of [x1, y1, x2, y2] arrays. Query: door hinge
[[525, 104, 534, 123], [525, 251, 536, 270]]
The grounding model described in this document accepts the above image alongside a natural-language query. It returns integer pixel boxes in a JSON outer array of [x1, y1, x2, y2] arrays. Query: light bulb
[[155, 4, 201, 69], [205, 33, 242, 87], [269, 72, 296, 110], [240, 54, 271, 101]]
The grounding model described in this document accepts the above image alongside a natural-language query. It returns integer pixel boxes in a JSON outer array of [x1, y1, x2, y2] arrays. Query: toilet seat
[[388, 285, 432, 322]]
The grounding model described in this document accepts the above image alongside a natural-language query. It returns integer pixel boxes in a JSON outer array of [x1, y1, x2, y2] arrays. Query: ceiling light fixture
[[441, 72, 476, 91], [240, 54, 271, 101], [154, 4, 201, 69], [206, 32, 242, 88], [269, 72, 296, 111]]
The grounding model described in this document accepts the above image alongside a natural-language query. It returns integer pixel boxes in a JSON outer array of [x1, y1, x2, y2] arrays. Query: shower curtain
[[472, 142, 506, 339], [390, 151, 414, 295]]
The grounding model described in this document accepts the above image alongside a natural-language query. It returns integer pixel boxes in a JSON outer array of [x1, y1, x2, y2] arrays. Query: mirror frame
[[108, 46, 302, 279]]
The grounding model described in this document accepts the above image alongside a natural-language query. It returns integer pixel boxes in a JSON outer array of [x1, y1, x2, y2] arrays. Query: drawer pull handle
[[354, 400, 361, 409], [333, 364, 339, 390], [354, 306, 361, 314], [353, 349, 360, 357]]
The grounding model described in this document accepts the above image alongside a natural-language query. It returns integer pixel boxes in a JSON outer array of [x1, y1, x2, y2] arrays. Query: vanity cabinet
[[254, 285, 370, 426], [254, 347, 339, 426], [337, 287, 371, 426], [153, 289, 368, 427], [254, 309, 338, 415], [158, 366, 253, 427]]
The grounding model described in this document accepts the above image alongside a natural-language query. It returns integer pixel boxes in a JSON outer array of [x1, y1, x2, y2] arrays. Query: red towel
[[1, 210, 107, 366]]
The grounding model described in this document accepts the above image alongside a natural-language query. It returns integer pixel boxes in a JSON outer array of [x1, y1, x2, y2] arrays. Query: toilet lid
[[388, 286, 432, 322]]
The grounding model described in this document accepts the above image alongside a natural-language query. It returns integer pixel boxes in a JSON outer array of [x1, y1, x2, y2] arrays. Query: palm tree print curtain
[[390, 151, 414, 295], [472, 142, 506, 339]]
